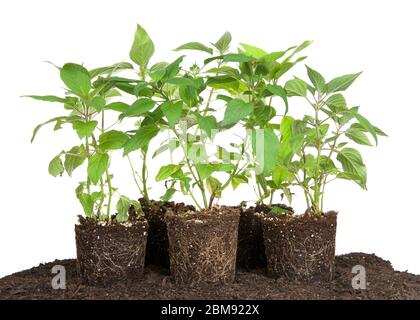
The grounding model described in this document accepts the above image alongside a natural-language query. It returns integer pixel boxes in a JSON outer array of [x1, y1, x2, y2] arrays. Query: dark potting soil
[[237, 203, 293, 270], [75, 215, 148, 285], [1, 253, 419, 300], [165, 206, 240, 285], [261, 212, 337, 282], [141, 199, 195, 268]]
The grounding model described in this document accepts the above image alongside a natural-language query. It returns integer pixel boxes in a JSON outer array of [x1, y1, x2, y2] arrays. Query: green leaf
[[326, 72, 362, 93], [72, 120, 97, 139], [60, 63, 91, 98], [351, 111, 378, 145], [130, 24, 155, 70], [105, 101, 129, 113], [156, 164, 181, 181], [326, 93, 347, 111], [64, 145, 86, 176], [214, 32, 232, 53], [163, 56, 184, 80], [161, 101, 183, 127], [31, 116, 80, 143], [346, 128, 373, 146], [293, 40, 313, 54], [125, 98, 156, 117], [123, 124, 160, 155], [223, 54, 254, 62], [239, 43, 268, 59], [160, 188, 176, 201], [266, 84, 288, 114], [48, 156, 64, 177], [351, 123, 387, 137], [306, 65, 326, 93], [89, 62, 133, 78], [149, 62, 168, 81], [336, 148, 367, 189], [259, 51, 288, 63], [23, 95, 67, 103], [99, 130, 129, 151], [115, 195, 133, 222], [207, 75, 239, 91], [273, 165, 292, 186], [174, 42, 213, 54], [205, 176, 222, 197], [285, 78, 307, 97], [87, 153, 109, 184], [223, 99, 253, 126], [87, 96, 106, 111], [78, 193, 94, 217], [232, 174, 248, 190], [166, 77, 200, 88], [197, 115, 218, 138], [196, 163, 235, 180]]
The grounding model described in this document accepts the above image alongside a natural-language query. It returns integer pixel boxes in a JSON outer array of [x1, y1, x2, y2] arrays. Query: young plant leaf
[[213, 32, 232, 53], [78, 193, 94, 217], [266, 84, 288, 114], [123, 124, 160, 155], [99, 130, 129, 151], [87, 153, 110, 184], [64, 146, 86, 176], [174, 42, 213, 54], [87, 96, 106, 111], [336, 148, 367, 189], [156, 164, 181, 181], [222, 99, 253, 126], [326, 72, 362, 93], [160, 188, 176, 201], [23, 95, 67, 103], [72, 120, 97, 139], [305, 65, 326, 93], [60, 63, 91, 98], [351, 111, 378, 145], [197, 115, 218, 138], [130, 24, 155, 70], [239, 43, 268, 59], [48, 156, 64, 177], [284, 78, 307, 97], [161, 101, 183, 127], [125, 98, 156, 117], [252, 128, 280, 176]]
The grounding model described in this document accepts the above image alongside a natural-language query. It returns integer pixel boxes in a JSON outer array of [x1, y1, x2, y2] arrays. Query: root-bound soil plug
[[237, 203, 293, 270], [165, 206, 240, 286], [261, 211, 337, 281], [141, 199, 195, 268], [75, 216, 148, 285]]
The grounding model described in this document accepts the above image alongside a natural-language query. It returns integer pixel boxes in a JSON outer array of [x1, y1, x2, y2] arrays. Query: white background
[[0, 0, 419, 278]]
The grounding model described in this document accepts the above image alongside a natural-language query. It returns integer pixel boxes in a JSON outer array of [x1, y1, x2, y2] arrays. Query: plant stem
[[141, 149, 150, 203], [105, 168, 113, 219], [128, 155, 143, 196]]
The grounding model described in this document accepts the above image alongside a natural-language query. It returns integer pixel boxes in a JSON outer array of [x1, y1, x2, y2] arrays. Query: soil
[[75, 215, 148, 286], [237, 203, 293, 270], [165, 206, 240, 286], [141, 199, 195, 268], [261, 212, 337, 281], [1, 253, 419, 300]]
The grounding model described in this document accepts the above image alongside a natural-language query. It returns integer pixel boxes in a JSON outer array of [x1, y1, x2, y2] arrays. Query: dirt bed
[[1, 253, 419, 300]]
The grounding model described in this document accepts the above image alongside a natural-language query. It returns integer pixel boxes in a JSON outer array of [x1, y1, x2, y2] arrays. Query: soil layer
[[1, 253, 419, 300], [237, 204, 293, 270], [261, 212, 337, 281], [141, 199, 195, 268], [75, 216, 148, 285], [165, 206, 240, 286]]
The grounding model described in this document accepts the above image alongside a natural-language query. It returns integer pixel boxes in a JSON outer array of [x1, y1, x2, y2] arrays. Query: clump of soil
[[165, 206, 240, 286], [237, 203, 293, 270], [140, 199, 194, 268], [1, 253, 419, 300], [261, 212, 337, 281], [75, 214, 148, 286]]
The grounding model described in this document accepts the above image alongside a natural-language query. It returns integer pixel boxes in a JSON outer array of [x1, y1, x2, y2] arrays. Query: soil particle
[[1, 253, 419, 300]]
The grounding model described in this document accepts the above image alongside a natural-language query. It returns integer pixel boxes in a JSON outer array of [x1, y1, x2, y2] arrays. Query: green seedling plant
[[277, 66, 386, 216], [27, 62, 142, 222]]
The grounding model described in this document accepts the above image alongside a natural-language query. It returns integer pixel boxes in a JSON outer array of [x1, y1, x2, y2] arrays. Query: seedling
[[277, 66, 386, 215], [27, 62, 141, 222]]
